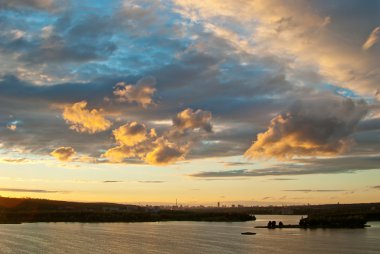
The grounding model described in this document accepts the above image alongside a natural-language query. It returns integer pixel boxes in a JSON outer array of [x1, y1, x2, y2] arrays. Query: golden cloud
[[145, 138, 185, 165], [6, 124, 17, 131], [113, 122, 150, 146], [102, 146, 135, 163], [113, 77, 156, 108], [245, 97, 368, 160], [63, 101, 112, 134], [362, 26, 380, 50], [102, 108, 212, 165], [50, 147, 76, 161], [173, 108, 212, 132], [102, 122, 156, 163]]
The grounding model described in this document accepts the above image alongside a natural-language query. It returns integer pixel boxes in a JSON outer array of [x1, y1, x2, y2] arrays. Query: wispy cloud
[[0, 188, 67, 193], [283, 189, 345, 193], [138, 181, 165, 184], [0, 158, 28, 163], [103, 180, 123, 183], [221, 161, 254, 167], [269, 178, 297, 181], [190, 156, 380, 178], [362, 26, 380, 50]]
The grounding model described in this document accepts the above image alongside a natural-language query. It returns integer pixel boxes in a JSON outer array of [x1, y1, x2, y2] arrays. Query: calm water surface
[[0, 215, 379, 254]]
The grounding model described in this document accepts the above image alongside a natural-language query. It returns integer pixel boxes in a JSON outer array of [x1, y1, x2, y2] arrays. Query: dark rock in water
[[241, 232, 256, 235]]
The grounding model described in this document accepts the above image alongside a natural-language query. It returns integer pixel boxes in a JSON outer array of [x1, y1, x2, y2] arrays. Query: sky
[[0, 0, 379, 206]]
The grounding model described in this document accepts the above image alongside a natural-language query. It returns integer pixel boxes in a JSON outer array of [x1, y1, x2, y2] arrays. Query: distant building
[[217, 202, 220, 208]]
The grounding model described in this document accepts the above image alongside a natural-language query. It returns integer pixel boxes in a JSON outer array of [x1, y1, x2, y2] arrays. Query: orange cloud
[[62, 101, 112, 134], [51, 147, 76, 161], [102, 122, 156, 163], [245, 97, 368, 160], [102, 146, 136, 163], [173, 108, 212, 132], [102, 108, 213, 165], [113, 77, 156, 108], [145, 138, 185, 165], [113, 122, 151, 146], [362, 26, 380, 50], [6, 124, 17, 131]]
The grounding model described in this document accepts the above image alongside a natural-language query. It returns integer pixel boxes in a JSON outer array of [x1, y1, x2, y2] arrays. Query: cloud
[[173, 108, 213, 132], [113, 77, 156, 108], [283, 189, 345, 193], [0, 0, 55, 10], [145, 137, 186, 165], [102, 107, 213, 165], [190, 155, 380, 178], [173, 0, 380, 98], [0, 0, 379, 167], [102, 121, 157, 163], [6, 124, 17, 131], [138, 181, 165, 183], [0, 187, 65, 193], [63, 101, 112, 134], [269, 178, 296, 181], [50, 146, 76, 161], [221, 161, 254, 167], [104, 137, 186, 165], [372, 185, 380, 189], [245, 96, 368, 160], [0, 158, 28, 163], [102, 146, 135, 163], [362, 26, 380, 50], [103, 180, 123, 183], [113, 122, 151, 147]]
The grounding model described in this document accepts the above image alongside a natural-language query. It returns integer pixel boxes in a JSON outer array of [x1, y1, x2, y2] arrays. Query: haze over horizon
[[0, 0, 379, 205]]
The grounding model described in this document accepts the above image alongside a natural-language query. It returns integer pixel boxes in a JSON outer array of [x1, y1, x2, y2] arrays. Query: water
[[0, 215, 379, 254]]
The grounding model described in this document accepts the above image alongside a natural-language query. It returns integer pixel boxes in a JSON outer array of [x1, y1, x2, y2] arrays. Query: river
[[0, 215, 379, 253]]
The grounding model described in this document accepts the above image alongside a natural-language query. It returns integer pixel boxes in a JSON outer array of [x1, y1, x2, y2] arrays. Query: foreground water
[[0, 215, 379, 254]]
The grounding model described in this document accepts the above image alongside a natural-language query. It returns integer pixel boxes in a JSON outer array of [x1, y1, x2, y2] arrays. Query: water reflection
[[0, 215, 379, 254]]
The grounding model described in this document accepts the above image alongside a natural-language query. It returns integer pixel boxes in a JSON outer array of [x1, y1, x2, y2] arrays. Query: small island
[[256, 214, 369, 229]]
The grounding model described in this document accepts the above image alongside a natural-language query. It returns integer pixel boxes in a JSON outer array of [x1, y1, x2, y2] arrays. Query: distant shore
[[1, 197, 379, 224], [0, 197, 256, 224]]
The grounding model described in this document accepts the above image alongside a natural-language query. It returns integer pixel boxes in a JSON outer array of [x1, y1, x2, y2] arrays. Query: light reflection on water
[[0, 215, 379, 254]]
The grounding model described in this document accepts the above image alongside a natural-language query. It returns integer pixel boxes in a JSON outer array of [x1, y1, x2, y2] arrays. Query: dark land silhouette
[[0, 197, 255, 224], [1, 197, 379, 226]]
